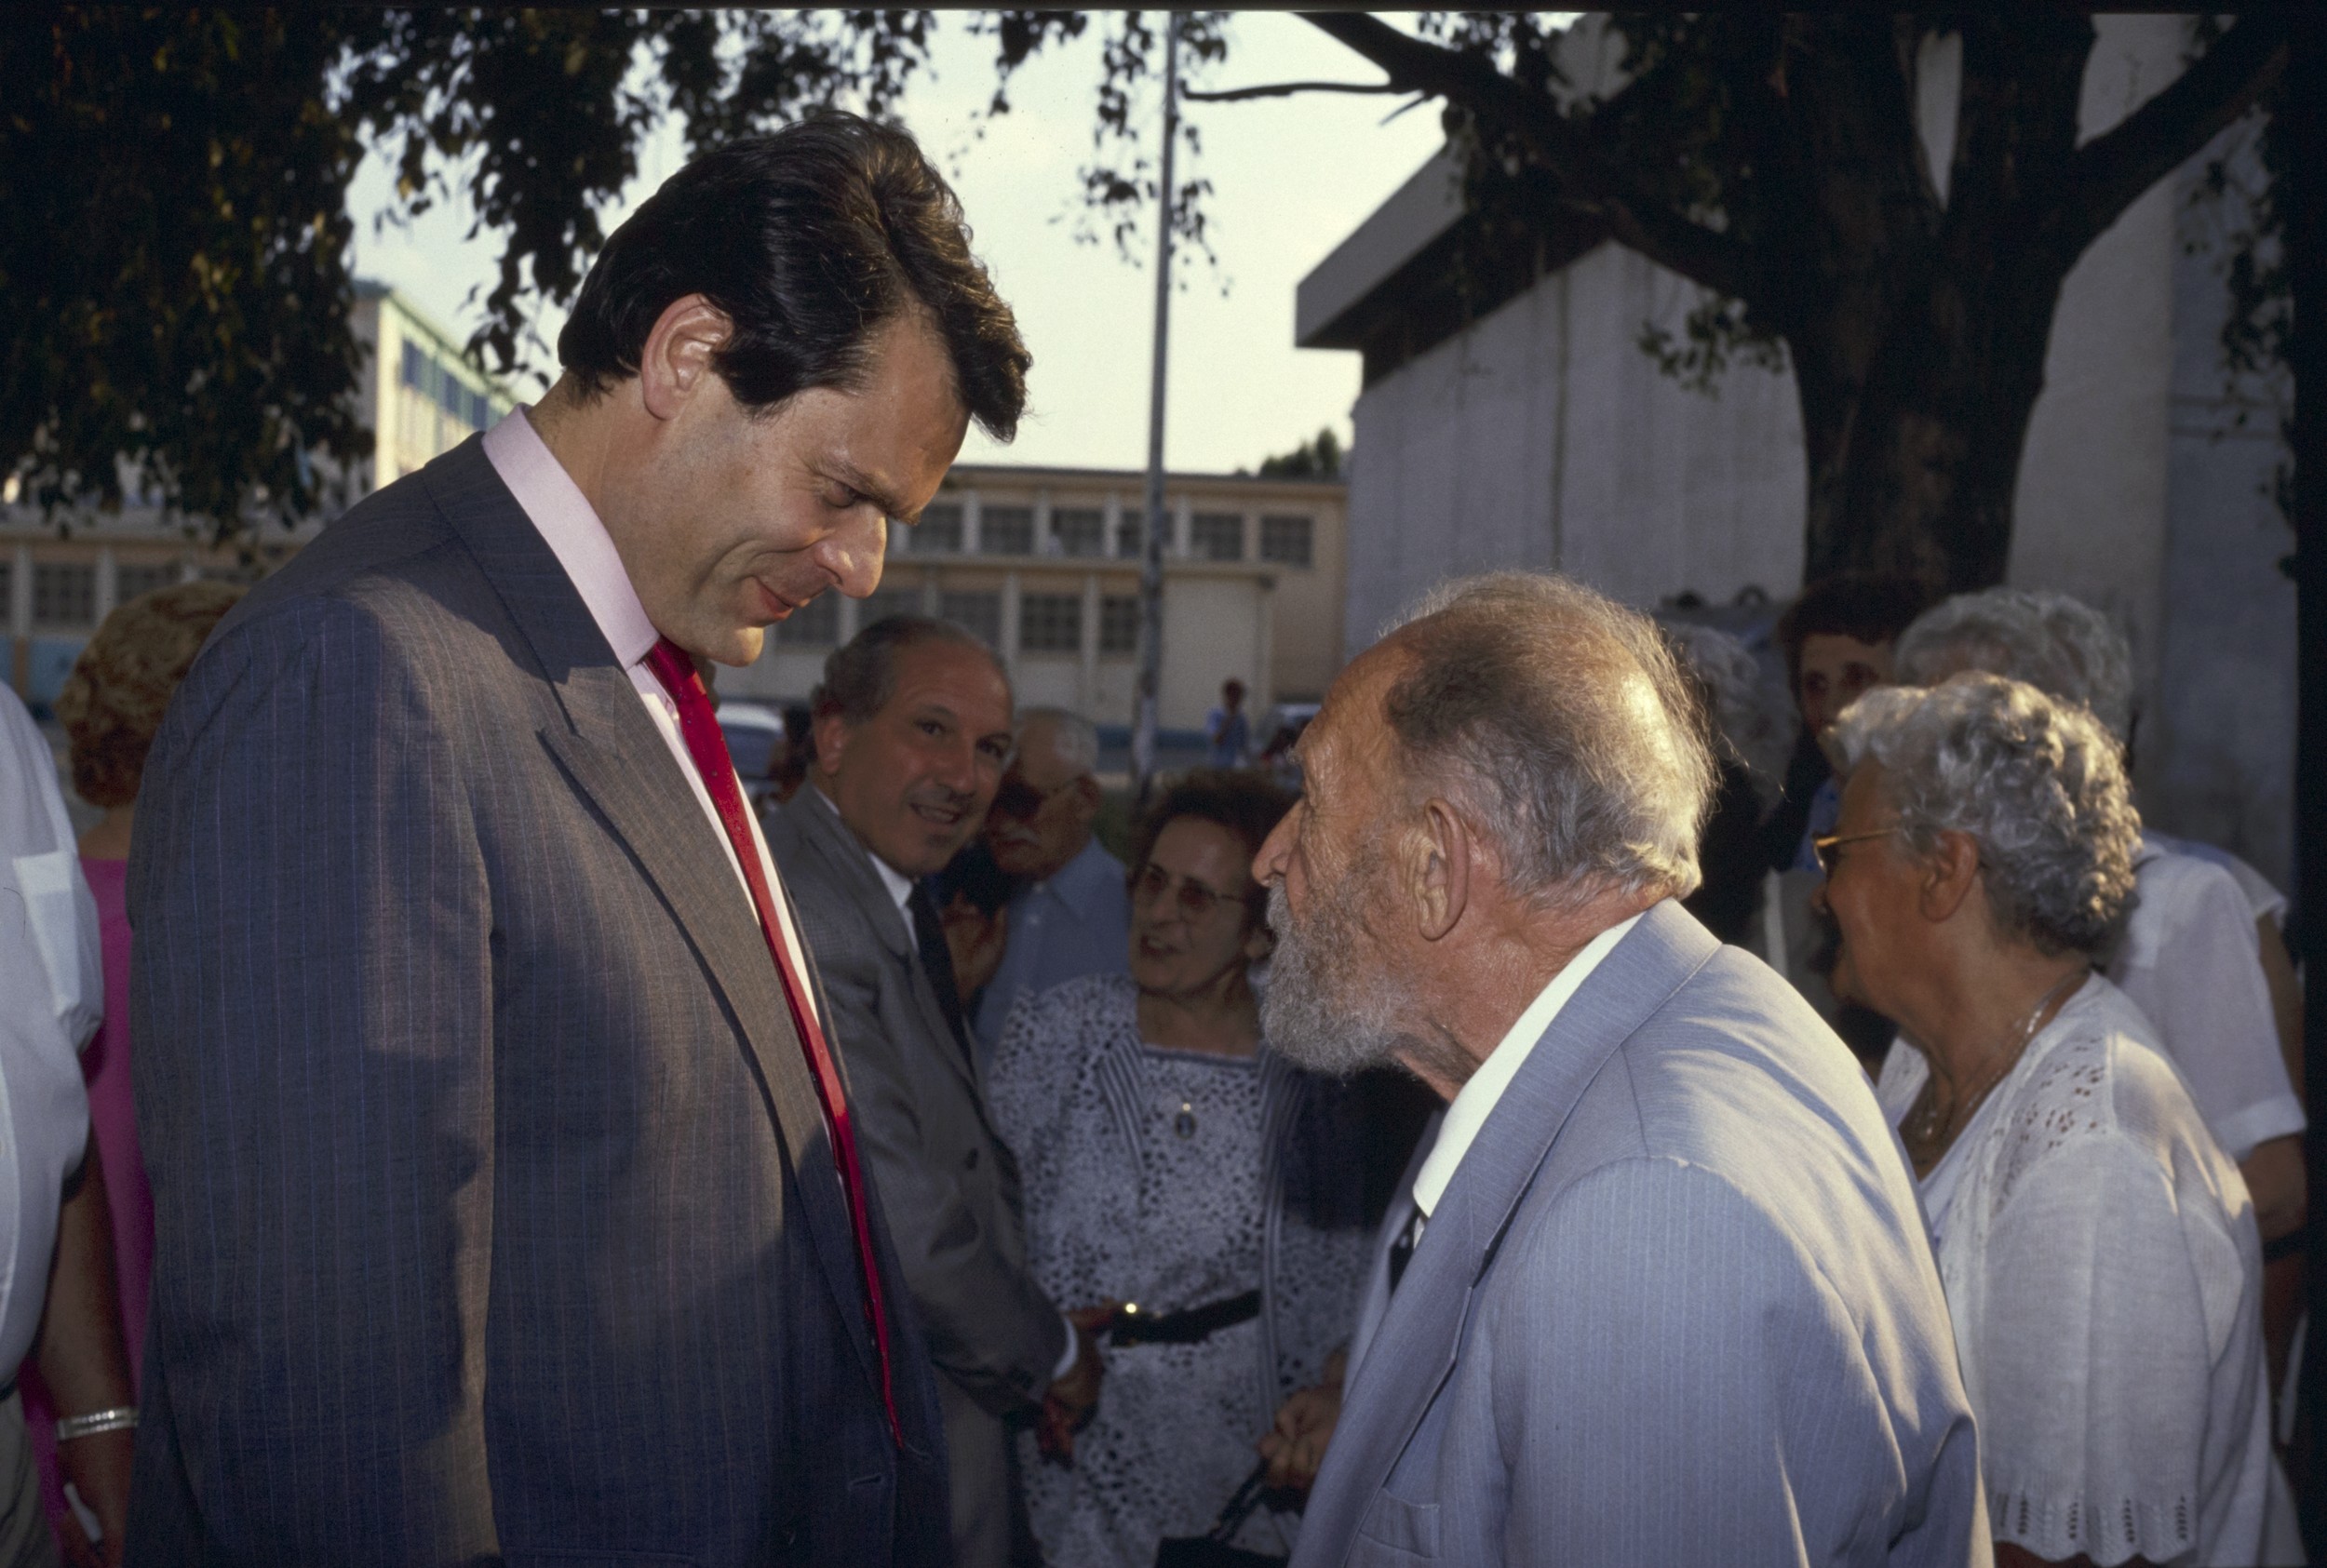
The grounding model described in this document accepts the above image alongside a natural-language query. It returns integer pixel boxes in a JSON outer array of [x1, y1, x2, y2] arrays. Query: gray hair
[[1016, 706, 1098, 776], [1894, 588, 2134, 744], [1661, 622, 1796, 799], [811, 612, 1008, 726], [1828, 672, 2140, 957], [1380, 572, 1717, 906]]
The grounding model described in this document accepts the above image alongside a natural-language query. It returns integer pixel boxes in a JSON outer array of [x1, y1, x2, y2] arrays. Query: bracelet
[[54, 1407, 137, 1442]]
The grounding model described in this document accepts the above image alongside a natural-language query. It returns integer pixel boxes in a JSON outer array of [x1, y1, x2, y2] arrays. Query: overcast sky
[[345, 13, 1458, 476]]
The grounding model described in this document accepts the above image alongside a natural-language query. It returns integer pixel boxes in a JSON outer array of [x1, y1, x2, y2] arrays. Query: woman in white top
[[1816, 672, 2298, 1567]]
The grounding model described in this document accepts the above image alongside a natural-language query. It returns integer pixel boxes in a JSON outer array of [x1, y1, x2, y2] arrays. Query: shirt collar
[[1409, 911, 1645, 1221], [481, 408, 660, 669]]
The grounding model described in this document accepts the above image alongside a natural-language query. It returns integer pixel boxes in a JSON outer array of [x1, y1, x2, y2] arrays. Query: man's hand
[[1258, 1347, 1347, 1494], [939, 895, 1009, 1002], [1037, 1307, 1113, 1465]]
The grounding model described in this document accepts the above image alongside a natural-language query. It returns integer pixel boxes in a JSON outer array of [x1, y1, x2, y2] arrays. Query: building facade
[[1, 283, 513, 704], [1296, 16, 2294, 887], [723, 462, 1349, 736]]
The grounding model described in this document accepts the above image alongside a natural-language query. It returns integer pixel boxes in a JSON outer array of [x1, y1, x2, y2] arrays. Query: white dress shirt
[[1407, 913, 1644, 1239], [0, 683, 98, 1378], [482, 409, 820, 998]]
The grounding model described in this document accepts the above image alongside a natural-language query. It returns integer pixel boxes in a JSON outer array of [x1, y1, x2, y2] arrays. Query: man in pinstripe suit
[[1252, 573, 1987, 1567], [125, 114, 1028, 1565]]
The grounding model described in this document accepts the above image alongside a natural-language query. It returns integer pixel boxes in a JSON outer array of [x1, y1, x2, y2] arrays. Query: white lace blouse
[[1875, 977, 2300, 1566]]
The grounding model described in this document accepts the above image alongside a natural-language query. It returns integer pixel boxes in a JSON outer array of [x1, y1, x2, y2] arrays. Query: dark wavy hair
[[558, 111, 1030, 439], [1128, 769, 1298, 931], [1774, 572, 1930, 695]]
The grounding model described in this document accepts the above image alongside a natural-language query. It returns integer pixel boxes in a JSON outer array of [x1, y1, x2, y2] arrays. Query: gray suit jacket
[[126, 437, 950, 1567], [1293, 902, 1987, 1568], [766, 791, 1068, 1410]]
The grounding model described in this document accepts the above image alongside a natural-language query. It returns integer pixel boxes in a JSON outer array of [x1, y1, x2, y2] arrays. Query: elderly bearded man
[[1254, 573, 1987, 1568]]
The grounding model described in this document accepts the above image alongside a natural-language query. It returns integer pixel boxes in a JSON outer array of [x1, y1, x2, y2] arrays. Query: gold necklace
[[1903, 970, 2086, 1164]]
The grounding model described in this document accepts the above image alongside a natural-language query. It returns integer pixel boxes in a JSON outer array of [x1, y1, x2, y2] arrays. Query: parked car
[[716, 700, 791, 813]]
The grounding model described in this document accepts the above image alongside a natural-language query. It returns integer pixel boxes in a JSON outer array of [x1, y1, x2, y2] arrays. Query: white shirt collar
[[1409, 912, 1645, 1221], [481, 408, 660, 668]]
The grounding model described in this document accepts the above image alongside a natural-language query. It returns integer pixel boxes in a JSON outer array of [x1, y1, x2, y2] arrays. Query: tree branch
[[1182, 79, 1402, 103], [2049, 14, 2290, 261], [1298, 11, 1757, 305]]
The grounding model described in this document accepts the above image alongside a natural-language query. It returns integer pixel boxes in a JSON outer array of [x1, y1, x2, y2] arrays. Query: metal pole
[[1131, 10, 1180, 808]]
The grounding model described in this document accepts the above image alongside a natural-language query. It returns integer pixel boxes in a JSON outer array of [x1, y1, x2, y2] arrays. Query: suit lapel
[[422, 439, 880, 1385], [785, 790, 988, 1104], [1307, 902, 1721, 1555]]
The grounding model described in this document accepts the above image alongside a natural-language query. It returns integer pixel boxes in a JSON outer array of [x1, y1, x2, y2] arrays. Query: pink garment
[[24, 856, 152, 1539]]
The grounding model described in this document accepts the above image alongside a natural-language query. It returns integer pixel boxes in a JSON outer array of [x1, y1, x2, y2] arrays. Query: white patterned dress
[[989, 974, 1370, 1568]]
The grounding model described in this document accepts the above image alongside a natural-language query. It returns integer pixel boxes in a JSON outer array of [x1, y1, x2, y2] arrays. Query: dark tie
[[1386, 1205, 1422, 1296], [643, 637, 900, 1445], [907, 879, 975, 1068]]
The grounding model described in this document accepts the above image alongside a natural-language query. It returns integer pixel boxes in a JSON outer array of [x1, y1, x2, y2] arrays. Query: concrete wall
[[1336, 17, 2293, 884]]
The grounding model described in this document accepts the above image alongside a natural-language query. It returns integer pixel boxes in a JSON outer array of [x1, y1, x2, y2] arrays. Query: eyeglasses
[[990, 774, 1075, 821], [1811, 828, 1900, 878], [1131, 863, 1245, 923]]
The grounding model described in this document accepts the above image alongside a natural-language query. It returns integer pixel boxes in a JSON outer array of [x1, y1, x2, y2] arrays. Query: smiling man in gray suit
[[1252, 572, 1987, 1568], [767, 615, 1102, 1568], [127, 115, 1027, 1565]]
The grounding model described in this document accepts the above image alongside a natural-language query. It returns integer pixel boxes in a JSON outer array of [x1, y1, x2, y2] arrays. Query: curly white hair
[[1828, 672, 2141, 958], [1892, 587, 2134, 744]]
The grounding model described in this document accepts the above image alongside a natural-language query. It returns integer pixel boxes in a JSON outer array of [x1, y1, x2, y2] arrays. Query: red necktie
[[643, 637, 900, 1446]]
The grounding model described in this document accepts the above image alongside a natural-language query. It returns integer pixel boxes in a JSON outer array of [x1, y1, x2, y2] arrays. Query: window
[[0, 562, 11, 623], [1114, 510, 1144, 559], [400, 340, 427, 392], [1099, 596, 1140, 655], [939, 591, 1002, 649], [114, 561, 182, 603], [1052, 507, 1105, 558], [979, 506, 1033, 556], [911, 503, 964, 554], [773, 592, 840, 646], [1190, 512, 1245, 562], [1018, 594, 1083, 654], [1259, 515, 1314, 567], [32, 562, 96, 627], [860, 586, 922, 629]]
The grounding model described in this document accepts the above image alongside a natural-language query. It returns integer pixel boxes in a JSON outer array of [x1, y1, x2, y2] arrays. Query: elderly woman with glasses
[[1816, 672, 2296, 1567], [988, 770, 1370, 1567]]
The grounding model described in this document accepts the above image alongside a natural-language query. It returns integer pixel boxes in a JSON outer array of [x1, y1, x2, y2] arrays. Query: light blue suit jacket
[[1293, 901, 1988, 1568]]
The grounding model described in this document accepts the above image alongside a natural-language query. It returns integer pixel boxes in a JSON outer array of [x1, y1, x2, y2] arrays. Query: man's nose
[[1252, 811, 1295, 889], [819, 508, 888, 600]]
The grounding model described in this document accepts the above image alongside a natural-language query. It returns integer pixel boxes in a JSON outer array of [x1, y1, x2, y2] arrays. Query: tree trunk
[[1796, 254, 2068, 592]]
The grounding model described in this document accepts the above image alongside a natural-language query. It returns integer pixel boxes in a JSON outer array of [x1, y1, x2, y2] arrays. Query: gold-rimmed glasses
[[1811, 828, 1901, 878]]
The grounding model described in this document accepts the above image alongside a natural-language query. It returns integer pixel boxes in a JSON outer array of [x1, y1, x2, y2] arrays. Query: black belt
[[1106, 1290, 1261, 1347]]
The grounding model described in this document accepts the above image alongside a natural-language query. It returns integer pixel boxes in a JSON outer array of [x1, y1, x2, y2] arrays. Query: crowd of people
[[0, 108, 2309, 1568]]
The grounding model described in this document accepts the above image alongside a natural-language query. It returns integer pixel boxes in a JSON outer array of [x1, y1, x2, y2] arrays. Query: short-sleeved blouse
[[1876, 978, 2298, 1566]]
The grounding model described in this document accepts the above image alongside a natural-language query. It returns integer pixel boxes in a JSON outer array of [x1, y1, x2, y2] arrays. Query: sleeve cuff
[[2213, 1095, 2306, 1165], [1050, 1311, 1082, 1383]]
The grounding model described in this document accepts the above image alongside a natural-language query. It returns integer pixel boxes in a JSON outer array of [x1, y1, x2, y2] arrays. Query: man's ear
[[1917, 829, 1982, 925], [1411, 798, 1473, 945], [1069, 775, 1102, 828], [812, 710, 851, 782], [638, 293, 733, 422]]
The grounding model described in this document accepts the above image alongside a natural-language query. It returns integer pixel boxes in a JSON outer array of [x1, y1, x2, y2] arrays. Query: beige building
[[2, 283, 512, 702], [725, 462, 1348, 736]]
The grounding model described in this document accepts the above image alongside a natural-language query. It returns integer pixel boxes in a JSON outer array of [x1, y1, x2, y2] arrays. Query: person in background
[[1204, 679, 1251, 769], [1764, 573, 1931, 871], [973, 707, 1129, 1064], [0, 681, 134, 1568], [767, 616, 1101, 1568], [1892, 588, 2307, 1253], [988, 771, 1369, 1566], [1823, 673, 2297, 1565], [1663, 623, 1793, 946], [1255, 571, 1983, 1567], [29, 582, 240, 1559], [771, 701, 815, 805]]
